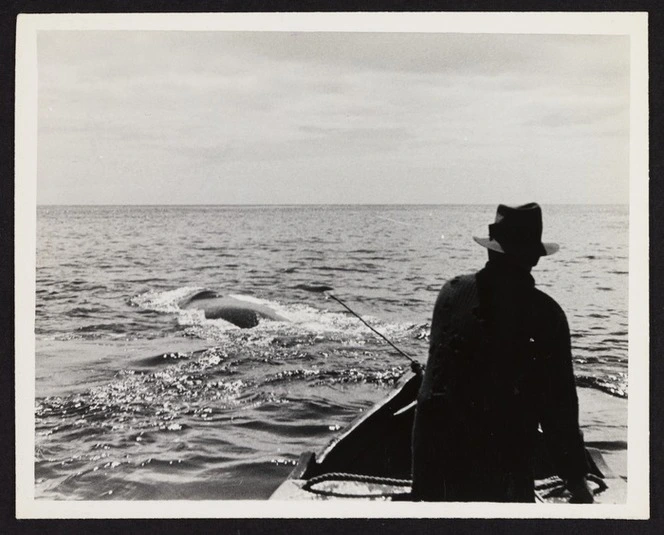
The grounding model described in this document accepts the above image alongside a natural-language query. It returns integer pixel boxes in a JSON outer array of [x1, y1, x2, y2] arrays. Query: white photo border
[[15, 11, 650, 519]]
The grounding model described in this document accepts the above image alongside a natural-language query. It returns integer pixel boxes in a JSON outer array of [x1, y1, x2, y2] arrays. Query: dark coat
[[411, 261, 589, 502]]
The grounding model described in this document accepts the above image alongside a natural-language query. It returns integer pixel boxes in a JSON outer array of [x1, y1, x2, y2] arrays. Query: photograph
[[14, 12, 649, 519]]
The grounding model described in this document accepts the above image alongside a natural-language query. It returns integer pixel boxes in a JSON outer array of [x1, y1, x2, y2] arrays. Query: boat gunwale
[[315, 372, 420, 466]]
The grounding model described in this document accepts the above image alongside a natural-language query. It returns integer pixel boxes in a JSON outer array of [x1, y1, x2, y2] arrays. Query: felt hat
[[473, 203, 559, 257]]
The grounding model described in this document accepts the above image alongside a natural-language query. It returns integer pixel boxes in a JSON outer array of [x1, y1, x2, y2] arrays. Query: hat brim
[[473, 236, 559, 256]]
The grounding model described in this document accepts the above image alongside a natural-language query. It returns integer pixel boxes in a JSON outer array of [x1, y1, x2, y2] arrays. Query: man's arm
[[538, 299, 593, 503], [411, 282, 454, 500]]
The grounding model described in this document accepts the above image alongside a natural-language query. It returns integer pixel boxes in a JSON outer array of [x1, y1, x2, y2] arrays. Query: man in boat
[[411, 203, 594, 503]]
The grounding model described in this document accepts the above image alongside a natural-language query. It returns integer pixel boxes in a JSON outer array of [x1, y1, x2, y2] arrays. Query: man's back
[[412, 260, 588, 502]]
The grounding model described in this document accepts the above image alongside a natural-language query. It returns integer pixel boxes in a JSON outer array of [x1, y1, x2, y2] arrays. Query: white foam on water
[[179, 313, 243, 338], [226, 294, 268, 305], [256, 300, 416, 340], [225, 294, 301, 324], [130, 287, 203, 313], [176, 309, 207, 327]]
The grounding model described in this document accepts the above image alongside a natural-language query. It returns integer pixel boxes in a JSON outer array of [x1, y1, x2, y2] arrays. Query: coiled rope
[[301, 472, 608, 500], [301, 472, 411, 498], [534, 473, 608, 500]]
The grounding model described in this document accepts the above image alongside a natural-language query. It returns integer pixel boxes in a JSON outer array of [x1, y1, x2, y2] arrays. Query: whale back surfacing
[[178, 291, 288, 329], [202, 306, 261, 328], [179, 290, 221, 307]]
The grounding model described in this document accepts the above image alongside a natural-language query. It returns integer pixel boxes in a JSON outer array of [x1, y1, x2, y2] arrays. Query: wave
[[129, 286, 204, 313], [309, 266, 375, 274], [263, 365, 406, 388], [291, 283, 334, 293], [576, 375, 627, 398], [75, 323, 131, 333], [65, 306, 109, 317]]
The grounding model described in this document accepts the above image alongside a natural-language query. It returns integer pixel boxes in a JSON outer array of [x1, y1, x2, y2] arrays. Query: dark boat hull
[[270, 373, 626, 502]]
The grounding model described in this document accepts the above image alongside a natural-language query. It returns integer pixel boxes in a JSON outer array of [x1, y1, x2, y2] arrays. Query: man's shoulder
[[441, 273, 477, 291], [533, 287, 566, 317], [436, 273, 478, 302]]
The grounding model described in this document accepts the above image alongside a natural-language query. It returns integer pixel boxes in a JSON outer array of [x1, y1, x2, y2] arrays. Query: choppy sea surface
[[34, 204, 628, 500]]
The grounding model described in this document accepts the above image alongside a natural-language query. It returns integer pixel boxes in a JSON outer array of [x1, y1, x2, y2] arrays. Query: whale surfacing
[[178, 291, 289, 329]]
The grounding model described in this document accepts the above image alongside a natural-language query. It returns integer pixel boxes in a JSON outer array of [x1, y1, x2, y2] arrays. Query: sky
[[36, 31, 630, 205]]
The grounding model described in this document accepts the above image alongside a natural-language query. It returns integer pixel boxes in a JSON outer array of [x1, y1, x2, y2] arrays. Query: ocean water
[[34, 204, 628, 500]]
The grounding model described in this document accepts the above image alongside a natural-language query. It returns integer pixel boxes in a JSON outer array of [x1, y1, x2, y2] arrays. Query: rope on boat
[[534, 473, 608, 500], [302, 472, 411, 498], [588, 473, 609, 492], [301, 472, 608, 500], [324, 294, 423, 375], [536, 476, 567, 491]]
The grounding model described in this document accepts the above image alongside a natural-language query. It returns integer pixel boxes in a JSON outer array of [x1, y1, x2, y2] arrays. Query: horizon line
[[36, 202, 630, 207]]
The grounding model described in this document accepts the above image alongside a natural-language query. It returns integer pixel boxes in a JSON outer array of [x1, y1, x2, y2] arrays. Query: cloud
[[36, 31, 630, 204]]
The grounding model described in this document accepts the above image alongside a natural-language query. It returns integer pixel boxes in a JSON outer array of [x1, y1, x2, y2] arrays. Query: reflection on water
[[35, 205, 628, 499]]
